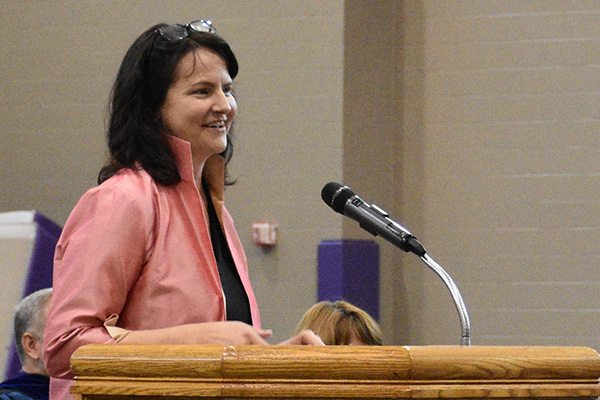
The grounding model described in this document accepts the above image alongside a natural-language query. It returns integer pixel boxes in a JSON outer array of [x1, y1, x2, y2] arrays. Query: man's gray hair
[[14, 287, 53, 363]]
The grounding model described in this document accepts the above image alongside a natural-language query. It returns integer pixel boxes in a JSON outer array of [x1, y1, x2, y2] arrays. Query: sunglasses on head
[[156, 20, 217, 41], [147, 20, 217, 65]]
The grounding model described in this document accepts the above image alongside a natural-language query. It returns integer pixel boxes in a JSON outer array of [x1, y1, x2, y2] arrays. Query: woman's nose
[[213, 90, 232, 113]]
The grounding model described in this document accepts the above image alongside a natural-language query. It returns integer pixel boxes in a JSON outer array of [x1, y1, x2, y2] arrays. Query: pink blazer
[[43, 136, 260, 400]]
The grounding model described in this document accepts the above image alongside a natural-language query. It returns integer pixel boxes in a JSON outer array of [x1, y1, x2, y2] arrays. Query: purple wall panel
[[317, 240, 379, 320]]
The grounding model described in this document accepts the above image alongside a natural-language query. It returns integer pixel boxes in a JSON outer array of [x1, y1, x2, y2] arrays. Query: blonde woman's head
[[294, 300, 382, 345]]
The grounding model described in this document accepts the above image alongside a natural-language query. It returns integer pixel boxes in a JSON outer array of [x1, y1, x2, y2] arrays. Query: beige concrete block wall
[[391, 1, 600, 347]]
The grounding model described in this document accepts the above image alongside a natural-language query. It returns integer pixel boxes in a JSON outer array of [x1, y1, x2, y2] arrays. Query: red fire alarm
[[251, 222, 278, 246]]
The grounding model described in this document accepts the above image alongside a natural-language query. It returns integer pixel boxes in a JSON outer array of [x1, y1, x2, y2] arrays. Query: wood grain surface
[[70, 345, 600, 399]]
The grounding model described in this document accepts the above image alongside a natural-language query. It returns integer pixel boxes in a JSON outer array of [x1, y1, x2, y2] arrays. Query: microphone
[[321, 182, 472, 346], [321, 182, 426, 256]]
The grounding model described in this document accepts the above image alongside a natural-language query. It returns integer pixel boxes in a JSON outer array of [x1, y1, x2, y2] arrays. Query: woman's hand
[[277, 329, 325, 346]]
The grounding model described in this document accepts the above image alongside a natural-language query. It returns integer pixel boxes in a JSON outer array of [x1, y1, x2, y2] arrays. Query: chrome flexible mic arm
[[420, 253, 471, 346]]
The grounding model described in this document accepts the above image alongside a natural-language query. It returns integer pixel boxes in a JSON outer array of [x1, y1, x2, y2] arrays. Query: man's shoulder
[[0, 388, 36, 400], [0, 373, 49, 400]]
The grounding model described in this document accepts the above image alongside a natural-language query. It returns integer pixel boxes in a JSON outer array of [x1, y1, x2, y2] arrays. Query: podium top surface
[[70, 345, 600, 399]]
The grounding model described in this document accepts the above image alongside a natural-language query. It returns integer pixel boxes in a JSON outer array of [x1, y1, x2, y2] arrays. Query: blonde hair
[[294, 300, 382, 345]]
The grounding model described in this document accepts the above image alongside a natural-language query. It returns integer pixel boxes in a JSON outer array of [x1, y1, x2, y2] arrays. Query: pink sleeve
[[43, 182, 153, 379]]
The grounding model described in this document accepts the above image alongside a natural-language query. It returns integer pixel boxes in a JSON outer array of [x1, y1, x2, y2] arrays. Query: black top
[[205, 188, 252, 324]]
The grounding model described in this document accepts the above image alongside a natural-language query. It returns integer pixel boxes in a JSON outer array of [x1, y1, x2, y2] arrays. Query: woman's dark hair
[[98, 23, 239, 185]]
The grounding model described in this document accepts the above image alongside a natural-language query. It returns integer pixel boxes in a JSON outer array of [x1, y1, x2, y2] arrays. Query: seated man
[[294, 300, 382, 345], [0, 288, 52, 400]]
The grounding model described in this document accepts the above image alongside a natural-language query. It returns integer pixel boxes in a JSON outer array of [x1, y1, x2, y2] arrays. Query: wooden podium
[[70, 344, 600, 399]]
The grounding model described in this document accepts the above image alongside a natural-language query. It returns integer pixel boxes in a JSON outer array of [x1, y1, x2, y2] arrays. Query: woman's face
[[159, 47, 237, 164]]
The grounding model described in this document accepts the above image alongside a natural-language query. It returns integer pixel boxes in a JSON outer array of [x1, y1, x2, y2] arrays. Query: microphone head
[[321, 182, 356, 214]]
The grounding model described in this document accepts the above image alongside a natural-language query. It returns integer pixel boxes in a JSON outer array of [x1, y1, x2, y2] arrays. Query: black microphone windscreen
[[321, 182, 355, 214]]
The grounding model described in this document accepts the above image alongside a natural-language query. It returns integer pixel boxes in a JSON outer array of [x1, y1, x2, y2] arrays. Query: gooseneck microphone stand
[[364, 213, 473, 346], [398, 236, 471, 346], [420, 253, 471, 346]]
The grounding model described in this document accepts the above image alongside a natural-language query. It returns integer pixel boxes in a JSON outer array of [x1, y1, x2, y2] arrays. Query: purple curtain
[[4, 212, 61, 379]]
